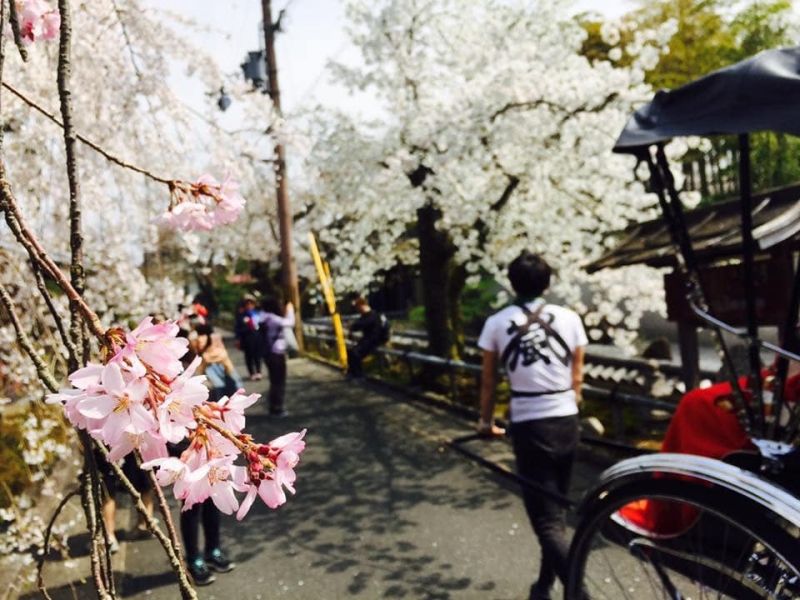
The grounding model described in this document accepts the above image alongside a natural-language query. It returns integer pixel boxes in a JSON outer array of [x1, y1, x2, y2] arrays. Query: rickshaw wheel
[[566, 454, 800, 600]]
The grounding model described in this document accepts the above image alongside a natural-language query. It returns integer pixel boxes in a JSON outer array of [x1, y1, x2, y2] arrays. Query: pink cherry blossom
[[235, 429, 306, 519], [235, 477, 285, 520], [213, 390, 259, 433], [51, 315, 306, 519], [46, 388, 98, 430], [118, 317, 188, 379], [158, 357, 208, 443], [157, 201, 214, 232], [141, 456, 190, 488], [107, 429, 167, 463], [158, 174, 245, 232], [76, 362, 155, 450], [67, 363, 104, 389], [178, 455, 240, 514], [268, 429, 307, 456], [17, 0, 60, 44]]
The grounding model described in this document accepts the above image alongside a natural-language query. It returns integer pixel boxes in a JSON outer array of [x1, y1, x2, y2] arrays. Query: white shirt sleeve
[[572, 311, 588, 348], [477, 316, 498, 352]]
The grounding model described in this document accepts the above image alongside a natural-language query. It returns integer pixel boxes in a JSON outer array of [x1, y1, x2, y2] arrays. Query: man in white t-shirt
[[477, 251, 587, 600]]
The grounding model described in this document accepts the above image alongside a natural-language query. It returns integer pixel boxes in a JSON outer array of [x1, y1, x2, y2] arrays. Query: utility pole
[[261, 0, 303, 348]]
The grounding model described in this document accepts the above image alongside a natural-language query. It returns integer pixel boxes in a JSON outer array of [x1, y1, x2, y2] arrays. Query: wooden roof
[[586, 183, 800, 273]]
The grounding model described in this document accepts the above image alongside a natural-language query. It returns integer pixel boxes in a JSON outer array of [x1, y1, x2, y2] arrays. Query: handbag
[[205, 362, 242, 398], [284, 325, 299, 356]]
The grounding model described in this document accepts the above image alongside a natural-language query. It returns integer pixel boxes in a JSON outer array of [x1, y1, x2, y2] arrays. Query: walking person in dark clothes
[[234, 295, 264, 381], [169, 440, 234, 586], [347, 296, 389, 379], [175, 321, 238, 586], [257, 298, 295, 417], [476, 251, 587, 600]]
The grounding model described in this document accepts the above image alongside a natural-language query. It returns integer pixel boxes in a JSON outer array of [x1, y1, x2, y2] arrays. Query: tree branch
[[77, 435, 111, 599], [490, 92, 619, 123], [132, 450, 184, 568], [0, 182, 105, 340], [36, 488, 80, 600], [7, 0, 29, 62], [2, 82, 173, 185], [0, 281, 59, 393], [56, 0, 86, 365], [31, 262, 79, 363], [489, 174, 520, 213]]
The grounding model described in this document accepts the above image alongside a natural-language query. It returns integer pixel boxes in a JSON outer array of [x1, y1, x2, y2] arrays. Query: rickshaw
[[564, 47, 800, 599]]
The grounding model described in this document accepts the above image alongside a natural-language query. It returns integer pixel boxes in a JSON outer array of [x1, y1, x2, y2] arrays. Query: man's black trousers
[[347, 340, 378, 377], [510, 414, 579, 591]]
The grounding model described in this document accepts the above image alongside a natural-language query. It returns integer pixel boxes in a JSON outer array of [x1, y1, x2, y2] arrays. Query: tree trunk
[[417, 203, 466, 360], [448, 264, 467, 357]]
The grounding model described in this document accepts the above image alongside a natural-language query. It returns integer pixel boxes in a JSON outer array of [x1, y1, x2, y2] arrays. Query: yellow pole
[[308, 233, 348, 369]]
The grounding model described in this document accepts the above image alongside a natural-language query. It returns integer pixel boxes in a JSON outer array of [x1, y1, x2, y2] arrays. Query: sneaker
[[188, 557, 216, 586], [108, 537, 120, 555], [205, 547, 235, 573], [529, 582, 552, 600]]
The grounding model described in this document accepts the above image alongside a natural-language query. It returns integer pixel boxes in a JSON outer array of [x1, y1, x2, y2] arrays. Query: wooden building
[[586, 183, 800, 388]]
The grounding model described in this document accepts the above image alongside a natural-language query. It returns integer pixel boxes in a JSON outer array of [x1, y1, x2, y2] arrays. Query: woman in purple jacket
[[257, 298, 295, 417]]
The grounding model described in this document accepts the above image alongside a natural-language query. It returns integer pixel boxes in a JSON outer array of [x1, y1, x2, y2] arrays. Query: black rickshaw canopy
[[609, 45, 800, 443], [614, 46, 800, 152]]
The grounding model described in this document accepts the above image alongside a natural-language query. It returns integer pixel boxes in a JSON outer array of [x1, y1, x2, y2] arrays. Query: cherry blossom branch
[[0, 280, 59, 393], [0, 0, 7, 153], [77, 436, 112, 599], [134, 450, 185, 568], [36, 487, 80, 600], [86, 444, 116, 597], [193, 408, 277, 468], [56, 0, 88, 365], [146, 467, 185, 559], [0, 178, 106, 340], [1, 81, 173, 185], [7, 0, 29, 62], [30, 262, 79, 363], [84, 435, 116, 597], [98, 445, 198, 600]]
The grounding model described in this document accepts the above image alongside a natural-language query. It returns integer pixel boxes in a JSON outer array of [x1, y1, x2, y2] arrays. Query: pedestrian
[[94, 451, 155, 554], [169, 442, 234, 586], [476, 251, 587, 600], [257, 298, 295, 417], [191, 322, 243, 401], [177, 320, 238, 586], [346, 296, 390, 379], [234, 295, 264, 381]]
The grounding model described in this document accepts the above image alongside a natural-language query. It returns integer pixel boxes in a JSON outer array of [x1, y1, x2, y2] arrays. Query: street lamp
[[217, 87, 232, 112], [240, 50, 269, 94]]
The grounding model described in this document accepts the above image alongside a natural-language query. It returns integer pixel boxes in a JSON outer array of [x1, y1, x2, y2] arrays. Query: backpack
[[377, 313, 391, 345]]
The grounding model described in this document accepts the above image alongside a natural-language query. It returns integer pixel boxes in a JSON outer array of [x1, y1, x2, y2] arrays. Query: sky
[[154, 0, 634, 121]]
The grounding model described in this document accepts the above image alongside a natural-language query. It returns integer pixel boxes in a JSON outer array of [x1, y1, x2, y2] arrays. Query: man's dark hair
[[508, 252, 551, 298]]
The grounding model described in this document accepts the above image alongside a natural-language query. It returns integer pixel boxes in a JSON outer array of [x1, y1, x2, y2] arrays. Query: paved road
[[26, 356, 615, 600]]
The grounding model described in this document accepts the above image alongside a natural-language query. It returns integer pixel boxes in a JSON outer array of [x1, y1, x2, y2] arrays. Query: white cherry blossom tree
[[304, 0, 681, 356]]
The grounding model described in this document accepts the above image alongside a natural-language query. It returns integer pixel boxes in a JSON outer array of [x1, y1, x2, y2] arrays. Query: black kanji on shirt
[[503, 312, 570, 372]]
